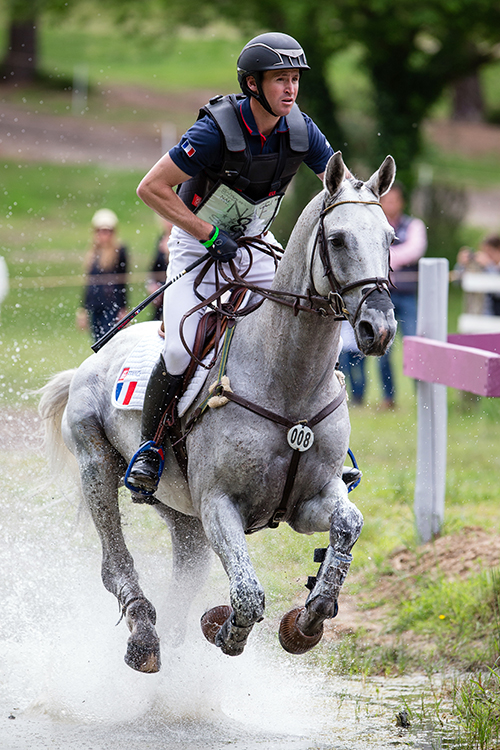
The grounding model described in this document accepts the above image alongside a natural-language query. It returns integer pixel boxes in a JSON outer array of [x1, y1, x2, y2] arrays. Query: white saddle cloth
[[111, 323, 212, 417]]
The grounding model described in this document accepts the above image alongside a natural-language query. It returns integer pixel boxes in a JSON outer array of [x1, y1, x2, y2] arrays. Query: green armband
[[200, 226, 219, 249]]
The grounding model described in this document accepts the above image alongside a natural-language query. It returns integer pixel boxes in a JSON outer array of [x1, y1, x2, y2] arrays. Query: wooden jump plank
[[448, 332, 500, 353], [403, 336, 500, 397]]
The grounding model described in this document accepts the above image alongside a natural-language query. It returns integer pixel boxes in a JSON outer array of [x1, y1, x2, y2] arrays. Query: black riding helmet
[[237, 32, 310, 117]]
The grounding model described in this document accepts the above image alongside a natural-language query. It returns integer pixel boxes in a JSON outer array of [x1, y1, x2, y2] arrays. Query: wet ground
[[0, 413, 464, 750]]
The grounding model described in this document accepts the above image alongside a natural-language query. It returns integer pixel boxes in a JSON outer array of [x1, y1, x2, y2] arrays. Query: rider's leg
[[126, 355, 183, 494]]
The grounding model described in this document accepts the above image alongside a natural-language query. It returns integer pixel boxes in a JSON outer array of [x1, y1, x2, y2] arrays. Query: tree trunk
[[1, 18, 38, 84], [452, 72, 485, 122]]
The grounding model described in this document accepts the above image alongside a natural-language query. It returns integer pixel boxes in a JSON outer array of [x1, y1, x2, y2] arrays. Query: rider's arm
[[137, 154, 214, 243]]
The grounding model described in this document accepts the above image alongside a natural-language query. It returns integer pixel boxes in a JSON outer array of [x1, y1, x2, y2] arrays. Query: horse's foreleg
[[200, 494, 265, 656], [154, 505, 213, 646], [282, 478, 363, 650], [74, 425, 160, 673]]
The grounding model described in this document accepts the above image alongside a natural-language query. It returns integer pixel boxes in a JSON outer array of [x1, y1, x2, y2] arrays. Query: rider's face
[[256, 69, 300, 117]]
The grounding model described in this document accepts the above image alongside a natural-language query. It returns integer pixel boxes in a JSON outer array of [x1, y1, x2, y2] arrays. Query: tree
[[1, 0, 69, 83], [201, 0, 500, 187], [324, 0, 500, 186]]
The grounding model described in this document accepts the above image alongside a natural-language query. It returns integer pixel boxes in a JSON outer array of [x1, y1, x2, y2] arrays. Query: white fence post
[[414, 258, 449, 543], [72, 64, 89, 116]]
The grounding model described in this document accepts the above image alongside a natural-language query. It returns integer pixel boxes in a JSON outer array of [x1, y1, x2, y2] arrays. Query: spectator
[[146, 220, 172, 321], [79, 209, 129, 342], [455, 235, 500, 315], [377, 182, 427, 408], [338, 321, 366, 405]]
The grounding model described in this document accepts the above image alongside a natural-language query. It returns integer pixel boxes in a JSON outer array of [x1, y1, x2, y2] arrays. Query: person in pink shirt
[[378, 182, 427, 408]]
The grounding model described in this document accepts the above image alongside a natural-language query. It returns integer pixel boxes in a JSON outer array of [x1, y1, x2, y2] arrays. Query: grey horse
[[39, 152, 397, 673]]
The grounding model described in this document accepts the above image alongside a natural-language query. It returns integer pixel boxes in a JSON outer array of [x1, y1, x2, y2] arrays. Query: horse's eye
[[330, 236, 344, 249]]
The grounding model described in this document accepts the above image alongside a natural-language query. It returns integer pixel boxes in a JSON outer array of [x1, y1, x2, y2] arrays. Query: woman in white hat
[[81, 209, 129, 342]]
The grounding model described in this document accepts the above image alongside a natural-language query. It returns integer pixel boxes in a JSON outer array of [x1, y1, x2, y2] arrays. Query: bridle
[[178, 195, 393, 368], [310, 198, 392, 326]]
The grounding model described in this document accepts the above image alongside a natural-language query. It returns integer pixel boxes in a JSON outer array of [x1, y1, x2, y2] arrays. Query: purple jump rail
[[403, 333, 500, 397]]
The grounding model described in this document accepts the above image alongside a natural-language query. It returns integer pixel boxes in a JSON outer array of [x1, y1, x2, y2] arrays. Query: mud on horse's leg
[[279, 482, 363, 653], [200, 493, 265, 656], [74, 421, 160, 673], [297, 493, 363, 638]]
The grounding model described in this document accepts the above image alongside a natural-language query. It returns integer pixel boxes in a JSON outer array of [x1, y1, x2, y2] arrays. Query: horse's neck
[[242, 195, 342, 402]]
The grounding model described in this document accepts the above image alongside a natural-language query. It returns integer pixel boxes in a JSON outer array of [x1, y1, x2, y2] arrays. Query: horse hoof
[[279, 607, 323, 655], [124, 640, 161, 673], [124, 598, 161, 673], [200, 605, 233, 644]]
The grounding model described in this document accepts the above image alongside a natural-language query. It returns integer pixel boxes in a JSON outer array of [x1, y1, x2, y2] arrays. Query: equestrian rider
[[127, 32, 335, 495]]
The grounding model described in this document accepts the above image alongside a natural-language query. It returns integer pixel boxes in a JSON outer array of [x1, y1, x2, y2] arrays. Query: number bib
[[287, 424, 314, 452], [196, 183, 283, 237]]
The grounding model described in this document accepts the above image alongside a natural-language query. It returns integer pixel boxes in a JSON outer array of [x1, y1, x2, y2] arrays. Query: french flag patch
[[181, 139, 196, 157], [115, 367, 138, 406]]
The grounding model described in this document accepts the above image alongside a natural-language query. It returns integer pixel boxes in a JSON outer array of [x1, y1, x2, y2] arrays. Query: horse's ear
[[365, 155, 396, 198], [324, 151, 346, 197]]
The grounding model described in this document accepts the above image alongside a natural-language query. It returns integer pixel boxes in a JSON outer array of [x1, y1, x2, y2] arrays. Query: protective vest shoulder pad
[[201, 95, 309, 153], [200, 94, 246, 152], [286, 103, 309, 152]]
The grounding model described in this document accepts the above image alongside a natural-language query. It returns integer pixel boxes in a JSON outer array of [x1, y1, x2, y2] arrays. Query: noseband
[[310, 199, 392, 325]]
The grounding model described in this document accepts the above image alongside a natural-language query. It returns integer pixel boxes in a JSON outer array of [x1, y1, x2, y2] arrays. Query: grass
[[392, 568, 500, 667], [455, 669, 500, 750]]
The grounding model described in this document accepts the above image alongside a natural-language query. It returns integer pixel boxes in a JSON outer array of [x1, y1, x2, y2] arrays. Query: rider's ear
[[246, 75, 258, 93], [324, 151, 346, 197], [365, 155, 396, 198]]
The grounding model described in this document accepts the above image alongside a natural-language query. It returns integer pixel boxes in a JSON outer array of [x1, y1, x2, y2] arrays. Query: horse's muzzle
[[355, 306, 397, 356]]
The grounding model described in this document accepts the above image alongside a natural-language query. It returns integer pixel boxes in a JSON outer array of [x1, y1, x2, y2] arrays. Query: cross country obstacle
[[403, 258, 500, 543]]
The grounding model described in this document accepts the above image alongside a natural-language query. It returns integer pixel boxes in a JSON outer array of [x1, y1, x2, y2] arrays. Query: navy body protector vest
[[177, 94, 309, 212]]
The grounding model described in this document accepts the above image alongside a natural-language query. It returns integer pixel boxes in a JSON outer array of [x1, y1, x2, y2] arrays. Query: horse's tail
[[38, 369, 77, 479]]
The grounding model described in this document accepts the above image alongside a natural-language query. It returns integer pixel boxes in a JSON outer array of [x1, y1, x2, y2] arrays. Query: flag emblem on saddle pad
[[115, 367, 138, 406], [181, 139, 196, 157]]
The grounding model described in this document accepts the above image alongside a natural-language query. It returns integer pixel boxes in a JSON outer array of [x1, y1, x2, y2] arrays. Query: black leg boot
[[125, 356, 183, 495]]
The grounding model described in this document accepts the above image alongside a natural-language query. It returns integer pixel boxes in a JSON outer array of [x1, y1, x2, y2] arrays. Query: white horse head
[[306, 151, 397, 356]]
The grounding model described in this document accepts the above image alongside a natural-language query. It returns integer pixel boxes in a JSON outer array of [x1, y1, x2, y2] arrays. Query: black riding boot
[[126, 356, 183, 495]]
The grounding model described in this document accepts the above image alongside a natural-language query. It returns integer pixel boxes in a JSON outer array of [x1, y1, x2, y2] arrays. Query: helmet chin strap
[[254, 77, 278, 117], [245, 74, 278, 117]]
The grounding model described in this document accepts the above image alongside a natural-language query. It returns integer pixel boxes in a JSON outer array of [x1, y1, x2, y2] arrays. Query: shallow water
[[0, 435, 463, 750]]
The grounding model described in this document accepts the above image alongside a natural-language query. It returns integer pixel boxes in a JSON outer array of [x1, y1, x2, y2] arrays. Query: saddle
[[156, 286, 250, 480], [182, 286, 249, 390]]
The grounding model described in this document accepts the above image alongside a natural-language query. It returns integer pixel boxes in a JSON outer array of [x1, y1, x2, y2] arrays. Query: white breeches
[[162, 226, 279, 375]]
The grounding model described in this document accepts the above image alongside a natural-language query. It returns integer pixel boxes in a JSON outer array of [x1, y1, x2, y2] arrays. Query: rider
[[127, 32, 335, 495]]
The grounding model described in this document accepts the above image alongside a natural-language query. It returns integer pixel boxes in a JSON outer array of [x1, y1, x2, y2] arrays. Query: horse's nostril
[[357, 321, 375, 346]]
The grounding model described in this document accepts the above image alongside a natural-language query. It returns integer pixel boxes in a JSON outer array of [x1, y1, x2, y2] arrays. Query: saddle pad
[[112, 325, 213, 414], [112, 326, 164, 410]]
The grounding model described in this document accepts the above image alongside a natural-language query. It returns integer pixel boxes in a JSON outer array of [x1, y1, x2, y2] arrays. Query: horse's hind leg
[[154, 505, 212, 646], [73, 419, 161, 673]]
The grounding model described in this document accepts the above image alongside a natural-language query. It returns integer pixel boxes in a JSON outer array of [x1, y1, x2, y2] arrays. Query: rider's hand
[[200, 226, 238, 263]]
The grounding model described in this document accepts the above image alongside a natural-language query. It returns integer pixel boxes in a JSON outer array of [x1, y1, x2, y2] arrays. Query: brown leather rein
[[177, 197, 392, 370]]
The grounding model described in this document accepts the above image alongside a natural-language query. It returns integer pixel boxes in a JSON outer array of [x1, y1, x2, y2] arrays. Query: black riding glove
[[200, 226, 238, 262]]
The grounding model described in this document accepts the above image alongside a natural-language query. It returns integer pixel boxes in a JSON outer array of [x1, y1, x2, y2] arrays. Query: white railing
[[457, 271, 500, 333]]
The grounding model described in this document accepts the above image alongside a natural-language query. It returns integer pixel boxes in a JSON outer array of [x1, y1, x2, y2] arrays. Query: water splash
[[0, 445, 459, 749]]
